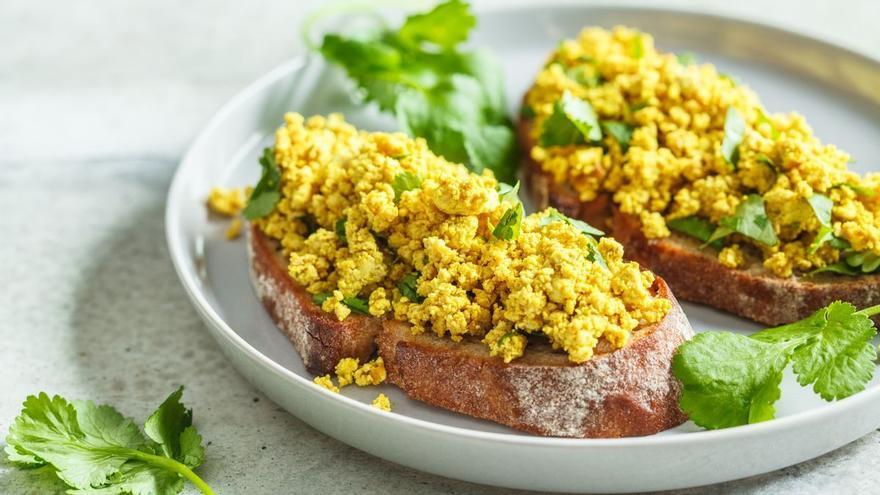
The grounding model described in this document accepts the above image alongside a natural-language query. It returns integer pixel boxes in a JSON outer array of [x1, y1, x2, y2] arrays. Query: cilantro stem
[[855, 304, 880, 318], [130, 451, 216, 495]]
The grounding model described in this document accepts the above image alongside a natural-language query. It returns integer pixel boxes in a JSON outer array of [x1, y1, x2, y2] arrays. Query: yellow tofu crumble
[[313, 374, 339, 393], [256, 112, 669, 363], [372, 393, 392, 412], [206, 187, 245, 216], [524, 26, 880, 277]]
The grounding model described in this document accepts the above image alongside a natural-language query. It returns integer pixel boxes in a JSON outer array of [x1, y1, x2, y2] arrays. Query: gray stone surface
[[1, 1, 879, 493]]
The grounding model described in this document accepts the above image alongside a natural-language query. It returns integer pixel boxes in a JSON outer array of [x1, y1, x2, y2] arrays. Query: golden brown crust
[[519, 115, 880, 326], [378, 278, 692, 438], [247, 223, 380, 375]]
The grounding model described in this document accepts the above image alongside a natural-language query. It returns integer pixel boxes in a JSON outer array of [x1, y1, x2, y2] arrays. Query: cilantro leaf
[[493, 202, 524, 241], [667, 215, 716, 243], [721, 106, 746, 167], [674, 302, 880, 430], [600, 120, 634, 153], [392, 172, 422, 201], [756, 109, 779, 140], [539, 209, 604, 236], [565, 65, 601, 87], [809, 261, 860, 277], [676, 52, 697, 66], [397, 272, 424, 303], [807, 193, 832, 227], [673, 332, 789, 428], [706, 194, 778, 246], [318, 1, 517, 183], [243, 148, 282, 220], [630, 33, 644, 59], [311, 292, 369, 314], [398, 0, 475, 50], [839, 182, 877, 197], [144, 387, 202, 468], [5, 389, 214, 494], [497, 181, 520, 203], [312, 293, 331, 305], [335, 217, 347, 245], [754, 302, 877, 400], [539, 91, 602, 147]]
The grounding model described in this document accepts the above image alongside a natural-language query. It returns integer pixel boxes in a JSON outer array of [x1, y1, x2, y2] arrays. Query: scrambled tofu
[[313, 374, 339, 393], [207, 187, 245, 216], [257, 113, 669, 363], [524, 26, 880, 277], [372, 393, 392, 412]]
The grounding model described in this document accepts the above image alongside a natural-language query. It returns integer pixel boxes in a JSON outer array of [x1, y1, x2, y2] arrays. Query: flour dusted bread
[[520, 117, 880, 326], [248, 223, 380, 375], [378, 277, 691, 438], [249, 221, 693, 437]]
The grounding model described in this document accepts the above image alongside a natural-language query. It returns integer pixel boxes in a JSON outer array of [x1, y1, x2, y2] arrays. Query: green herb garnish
[[243, 148, 282, 220], [838, 183, 878, 197], [335, 216, 347, 245], [492, 202, 524, 241], [539, 91, 602, 147], [600, 120, 634, 153], [667, 215, 722, 248], [539, 209, 606, 268], [519, 105, 536, 119], [706, 194, 778, 247], [312, 292, 369, 314], [565, 65, 601, 87], [673, 301, 880, 429], [756, 109, 779, 140], [630, 33, 643, 59], [806, 193, 833, 254], [392, 171, 422, 202], [497, 180, 520, 203], [316, 0, 517, 182], [4, 388, 215, 494], [397, 272, 424, 303], [721, 106, 746, 168], [676, 52, 697, 66]]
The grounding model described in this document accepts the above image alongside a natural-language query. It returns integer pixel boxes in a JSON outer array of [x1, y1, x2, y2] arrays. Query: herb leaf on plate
[[673, 302, 880, 429], [317, 0, 517, 183]]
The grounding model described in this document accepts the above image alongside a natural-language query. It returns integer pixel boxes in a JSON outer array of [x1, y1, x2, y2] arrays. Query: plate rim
[[165, 3, 880, 449]]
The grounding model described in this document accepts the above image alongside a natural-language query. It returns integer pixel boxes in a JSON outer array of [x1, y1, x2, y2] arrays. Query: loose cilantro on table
[[539, 91, 602, 147], [315, 0, 517, 183], [492, 201, 524, 241], [243, 148, 282, 220], [720, 106, 746, 168], [705, 194, 778, 247], [4, 388, 215, 495], [673, 302, 880, 429], [392, 171, 422, 202]]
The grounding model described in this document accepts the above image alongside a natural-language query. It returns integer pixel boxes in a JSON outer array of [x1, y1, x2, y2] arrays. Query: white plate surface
[[166, 5, 880, 493]]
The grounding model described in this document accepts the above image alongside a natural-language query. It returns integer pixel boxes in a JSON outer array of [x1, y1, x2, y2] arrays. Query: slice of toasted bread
[[519, 116, 880, 326], [248, 221, 692, 437], [247, 223, 381, 375], [378, 277, 691, 438]]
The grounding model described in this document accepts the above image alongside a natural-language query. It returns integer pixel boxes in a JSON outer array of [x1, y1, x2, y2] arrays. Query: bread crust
[[247, 223, 380, 375], [248, 220, 693, 437], [378, 278, 692, 438], [519, 115, 880, 326]]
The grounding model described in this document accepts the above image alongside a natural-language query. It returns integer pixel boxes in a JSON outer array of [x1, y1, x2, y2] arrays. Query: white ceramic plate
[[166, 5, 880, 493]]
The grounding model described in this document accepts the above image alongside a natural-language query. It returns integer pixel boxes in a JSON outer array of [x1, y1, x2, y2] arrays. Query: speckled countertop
[[2, 1, 880, 493]]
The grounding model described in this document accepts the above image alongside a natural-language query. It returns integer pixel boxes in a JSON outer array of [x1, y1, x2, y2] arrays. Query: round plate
[[166, 5, 880, 493]]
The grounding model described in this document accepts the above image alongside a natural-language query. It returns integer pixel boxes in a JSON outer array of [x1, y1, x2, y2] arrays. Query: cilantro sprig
[[312, 292, 370, 314], [5, 388, 215, 495], [492, 202, 524, 241], [705, 194, 778, 247], [539, 209, 607, 268], [539, 91, 602, 147], [316, 0, 517, 183], [720, 106, 746, 168], [674, 302, 880, 429], [243, 148, 282, 220]]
